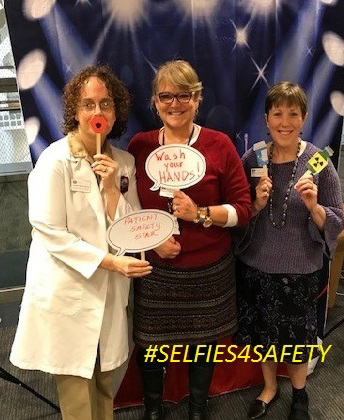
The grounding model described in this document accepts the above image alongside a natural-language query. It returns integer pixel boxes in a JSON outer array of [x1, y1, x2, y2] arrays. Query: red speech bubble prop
[[90, 116, 108, 134]]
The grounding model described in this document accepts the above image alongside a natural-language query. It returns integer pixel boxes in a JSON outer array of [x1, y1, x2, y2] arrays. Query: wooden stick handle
[[96, 133, 101, 155], [140, 251, 145, 260]]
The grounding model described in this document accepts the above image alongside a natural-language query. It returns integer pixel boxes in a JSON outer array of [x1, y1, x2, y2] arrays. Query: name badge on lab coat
[[71, 179, 91, 193]]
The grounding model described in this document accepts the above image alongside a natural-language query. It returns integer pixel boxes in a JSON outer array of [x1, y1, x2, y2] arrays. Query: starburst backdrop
[[5, 0, 344, 166]]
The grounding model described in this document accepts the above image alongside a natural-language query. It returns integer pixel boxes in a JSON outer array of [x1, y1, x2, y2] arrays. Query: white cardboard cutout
[[107, 209, 175, 256], [145, 144, 206, 191]]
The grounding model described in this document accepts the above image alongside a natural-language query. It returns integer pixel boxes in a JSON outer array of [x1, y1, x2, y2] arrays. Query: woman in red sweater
[[128, 60, 251, 420]]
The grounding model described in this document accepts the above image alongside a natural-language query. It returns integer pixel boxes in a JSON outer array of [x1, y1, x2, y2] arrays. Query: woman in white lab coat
[[10, 66, 152, 420]]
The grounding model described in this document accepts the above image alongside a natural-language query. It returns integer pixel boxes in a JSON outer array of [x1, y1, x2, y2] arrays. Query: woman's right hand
[[112, 256, 152, 277], [154, 237, 181, 259], [100, 254, 152, 277], [254, 176, 273, 213]]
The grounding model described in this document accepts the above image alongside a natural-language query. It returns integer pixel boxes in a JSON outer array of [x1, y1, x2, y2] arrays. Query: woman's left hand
[[294, 176, 318, 212], [172, 190, 198, 222], [92, 154, 119, 193]]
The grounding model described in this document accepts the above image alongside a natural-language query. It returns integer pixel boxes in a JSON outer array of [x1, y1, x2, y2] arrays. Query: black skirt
[[234, 260, 320, 363], [133, 252, 237, 347]]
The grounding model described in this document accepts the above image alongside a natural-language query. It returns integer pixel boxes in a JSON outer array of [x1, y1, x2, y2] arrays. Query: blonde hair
[[151, 60, 203, 106], [265, 81, 307, 118]]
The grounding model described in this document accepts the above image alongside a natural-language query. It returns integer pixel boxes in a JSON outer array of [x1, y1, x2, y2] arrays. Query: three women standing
[[10, 62, 342, 420]]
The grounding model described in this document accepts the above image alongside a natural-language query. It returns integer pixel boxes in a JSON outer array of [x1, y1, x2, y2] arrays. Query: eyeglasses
[[157, 92, 194, 104], [79, 99, 114, 112]]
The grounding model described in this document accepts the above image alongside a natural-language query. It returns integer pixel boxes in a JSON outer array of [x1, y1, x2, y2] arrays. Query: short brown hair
[[62, 65, 130, 138], [151, 60, 203, 106], [265, 81, 307, 118]]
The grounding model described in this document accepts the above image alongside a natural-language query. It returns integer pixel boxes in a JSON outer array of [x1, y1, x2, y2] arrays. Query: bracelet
[[193, 206, 200, 223], [203, 206, 213, 228]]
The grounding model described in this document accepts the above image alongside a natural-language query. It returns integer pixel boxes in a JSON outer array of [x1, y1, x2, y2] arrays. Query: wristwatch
[[194, 206, 213, 228]]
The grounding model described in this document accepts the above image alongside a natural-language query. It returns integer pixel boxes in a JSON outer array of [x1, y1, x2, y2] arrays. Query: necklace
[[162, 125, 195, 146], [268, 140, 301, 228], [163, 125, 195, 219]]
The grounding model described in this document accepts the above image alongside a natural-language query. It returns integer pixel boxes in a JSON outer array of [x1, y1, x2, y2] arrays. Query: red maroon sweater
[[128, 127, 251, 267]]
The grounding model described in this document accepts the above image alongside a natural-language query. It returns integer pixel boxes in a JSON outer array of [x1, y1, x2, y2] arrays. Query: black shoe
[[139, 366, 165, 420], [248, 389, 280, 419], [288, 401, 310, 420], [144, 404, 164, 420], [188, 363, 215, 420], [189, 400, 207, 420]]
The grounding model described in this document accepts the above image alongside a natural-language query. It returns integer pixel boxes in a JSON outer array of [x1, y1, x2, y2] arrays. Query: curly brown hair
[[62, 65, 130, 139]]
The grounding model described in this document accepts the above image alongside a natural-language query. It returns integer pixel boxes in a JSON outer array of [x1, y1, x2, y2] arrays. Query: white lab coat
[[10, 137, 141, 379]]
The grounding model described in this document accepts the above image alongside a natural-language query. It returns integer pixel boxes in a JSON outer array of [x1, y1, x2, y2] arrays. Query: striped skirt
[[133, 252, 237, 347]]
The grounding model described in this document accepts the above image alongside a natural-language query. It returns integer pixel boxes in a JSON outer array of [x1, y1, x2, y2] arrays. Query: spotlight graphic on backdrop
[[23, 0, 56, 20], [322, 32, 344, 66], [24, 117, 40, 146], [17, 49, 46, 90], [5, 0, 344, 168], [175, 0, 220, 20], [330, 91, 344, 116], [101, 0, 147, 30]]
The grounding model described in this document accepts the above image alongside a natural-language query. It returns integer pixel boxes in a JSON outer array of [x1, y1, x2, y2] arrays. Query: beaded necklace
[[268, 139, 301, 229]]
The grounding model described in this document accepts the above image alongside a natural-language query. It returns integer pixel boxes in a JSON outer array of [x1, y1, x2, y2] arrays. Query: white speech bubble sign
[[145, 144, 206, 191], [107, 209, 175, 256]]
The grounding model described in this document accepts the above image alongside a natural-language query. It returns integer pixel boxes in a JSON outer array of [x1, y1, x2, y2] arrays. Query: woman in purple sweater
[[235, 81, 343, 420]]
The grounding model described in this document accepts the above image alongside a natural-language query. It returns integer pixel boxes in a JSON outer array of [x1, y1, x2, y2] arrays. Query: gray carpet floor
[[1, 282, 344, 420]]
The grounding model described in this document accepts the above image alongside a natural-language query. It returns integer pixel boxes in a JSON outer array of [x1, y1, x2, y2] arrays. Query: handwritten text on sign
[[107, 209, 175, 256], [145, 145, 206, 191]]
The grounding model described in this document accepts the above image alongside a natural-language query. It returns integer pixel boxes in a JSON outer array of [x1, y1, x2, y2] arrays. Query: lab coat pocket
[[114, 274, 131, 308], [30, 254, 84, 316]]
